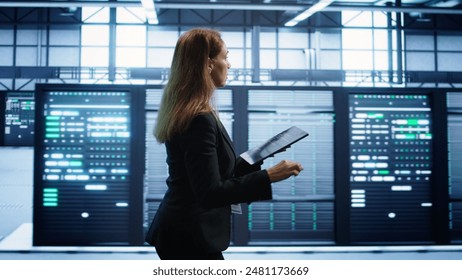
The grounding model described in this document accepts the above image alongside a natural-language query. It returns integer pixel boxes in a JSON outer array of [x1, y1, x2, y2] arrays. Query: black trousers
[[155, 247, 224, 260], [153, 227, 225, 260]]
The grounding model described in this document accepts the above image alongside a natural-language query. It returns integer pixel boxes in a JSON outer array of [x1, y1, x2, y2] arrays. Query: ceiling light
[[141, 0, 158, 24], [285, 0, 334, 27], [430, 0, 461, 7]]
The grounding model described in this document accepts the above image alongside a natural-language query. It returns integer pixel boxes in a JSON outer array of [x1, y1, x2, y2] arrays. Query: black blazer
[[145, 112, 272, 255]]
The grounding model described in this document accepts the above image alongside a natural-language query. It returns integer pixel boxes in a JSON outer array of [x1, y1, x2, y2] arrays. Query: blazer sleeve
[[181, 114, 272, 209], [235, 157, 262, 177]]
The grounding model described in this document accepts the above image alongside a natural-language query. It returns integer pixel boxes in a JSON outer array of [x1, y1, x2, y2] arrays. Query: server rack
[[33, 84, 146, 246]]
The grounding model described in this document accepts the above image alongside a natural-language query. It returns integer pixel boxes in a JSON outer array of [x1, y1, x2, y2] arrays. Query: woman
[[145, 28, 303, 260]]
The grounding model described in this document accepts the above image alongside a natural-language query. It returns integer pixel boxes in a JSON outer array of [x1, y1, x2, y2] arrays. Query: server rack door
[[348, 91, 434, 243], [33, 84, 145, 246], [3, 91, 35, 146], [447, 91, 462, 243], [247, 89, 335, 245]]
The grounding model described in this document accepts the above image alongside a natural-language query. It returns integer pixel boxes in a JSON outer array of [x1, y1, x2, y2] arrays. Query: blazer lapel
[[217, 119, 236, 158]]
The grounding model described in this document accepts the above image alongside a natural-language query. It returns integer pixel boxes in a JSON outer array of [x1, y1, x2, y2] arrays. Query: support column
[[251, 12, 260, 83], [108, 7, 116, 82]]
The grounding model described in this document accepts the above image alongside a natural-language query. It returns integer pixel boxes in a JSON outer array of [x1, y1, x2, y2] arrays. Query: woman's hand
[[266, 160, 303, 183]]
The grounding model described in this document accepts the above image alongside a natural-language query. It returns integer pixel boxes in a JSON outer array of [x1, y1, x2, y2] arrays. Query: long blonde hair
[[154, 28, 224, 143]]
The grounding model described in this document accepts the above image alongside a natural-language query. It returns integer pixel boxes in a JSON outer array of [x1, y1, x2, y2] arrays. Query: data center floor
[[1, 224, 462, 260]]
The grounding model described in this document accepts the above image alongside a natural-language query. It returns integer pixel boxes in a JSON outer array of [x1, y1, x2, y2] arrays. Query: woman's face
[[210, 44, 231, 88]]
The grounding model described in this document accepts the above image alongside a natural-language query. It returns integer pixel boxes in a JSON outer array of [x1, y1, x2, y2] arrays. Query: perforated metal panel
[[247, 90, 335, 244], [447, 92, 462, 242]]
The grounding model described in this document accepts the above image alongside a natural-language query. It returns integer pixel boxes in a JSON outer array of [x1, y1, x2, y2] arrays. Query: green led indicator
[[248, 205, 253, 230], [46, 116, 60, 120], [368, 113, 384, 119], [378, 170, 390, 175], [45, 133, 60, 138], [43, 202, 58, 207], [46, 128, 60, 132], [43, 188, 58, 207], [46, 121, 60, 126], [43, 192, 58, 197], [269, 204, 274, 231], [407, 119, 418, 125], [70, 161, 82, 167], [403, 134, 416, 139]]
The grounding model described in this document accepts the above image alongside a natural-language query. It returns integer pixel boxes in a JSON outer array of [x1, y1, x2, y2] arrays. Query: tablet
[[240, 126, 309, 165]]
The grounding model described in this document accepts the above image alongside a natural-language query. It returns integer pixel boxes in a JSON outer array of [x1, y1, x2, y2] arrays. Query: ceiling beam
[[0, 1, 461, 15]]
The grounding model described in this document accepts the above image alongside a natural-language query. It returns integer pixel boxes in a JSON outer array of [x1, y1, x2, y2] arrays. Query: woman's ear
[[208, 58, 214, 73]]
